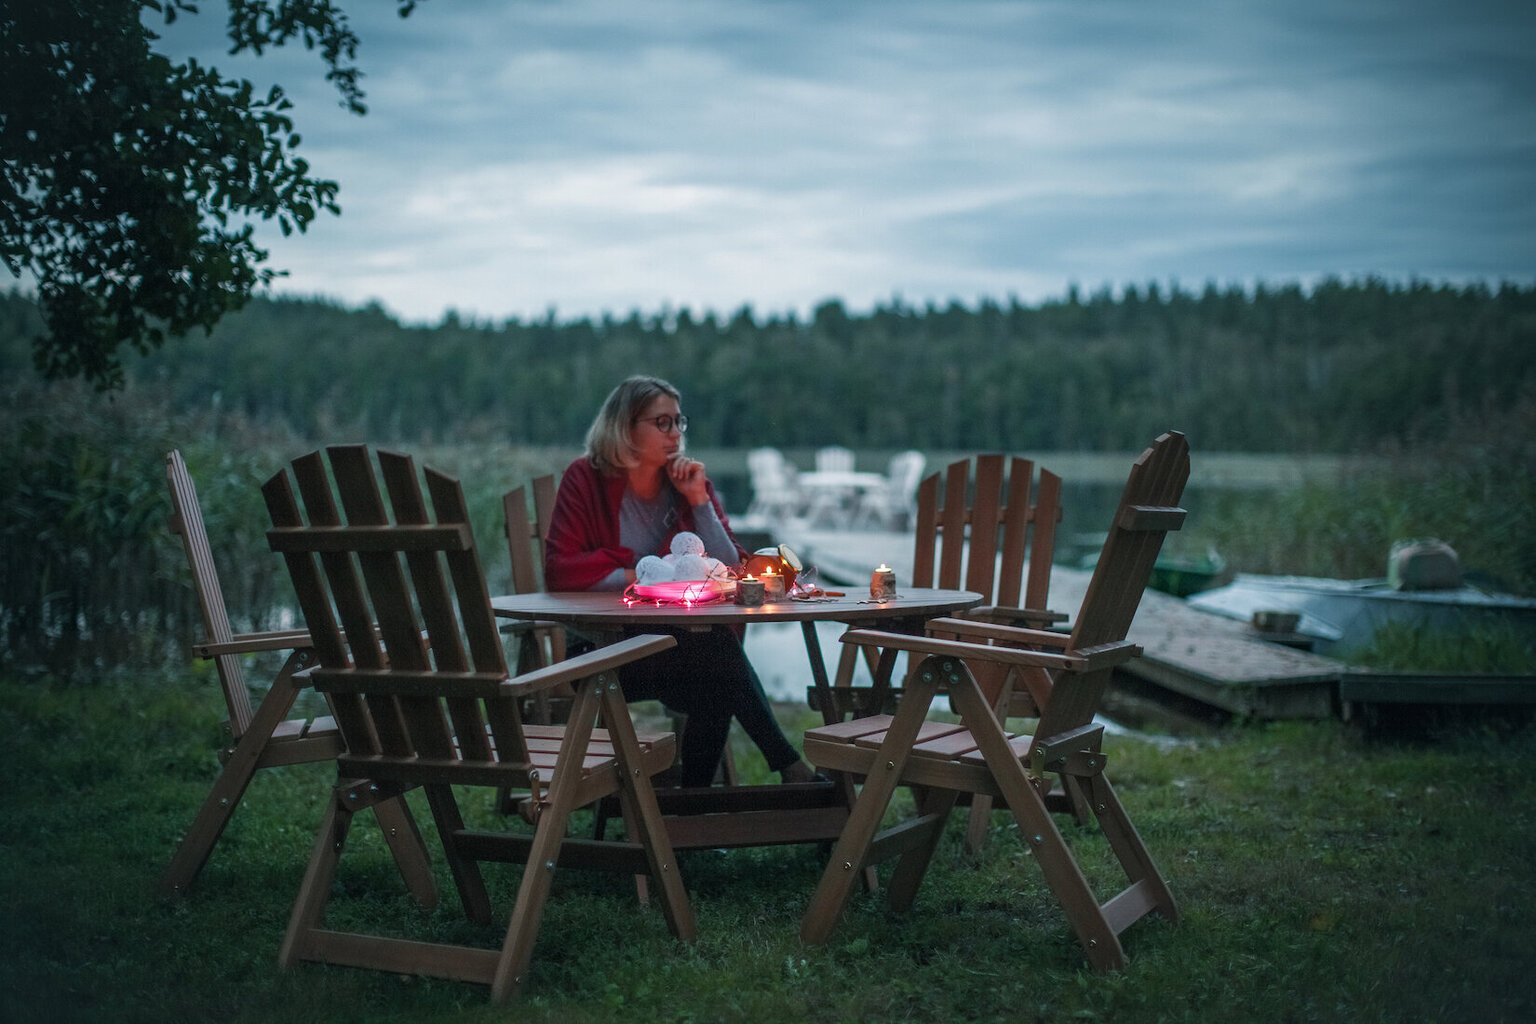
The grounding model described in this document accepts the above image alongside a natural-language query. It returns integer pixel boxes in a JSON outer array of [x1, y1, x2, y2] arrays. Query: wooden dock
[[777, 527, 1345, 719]]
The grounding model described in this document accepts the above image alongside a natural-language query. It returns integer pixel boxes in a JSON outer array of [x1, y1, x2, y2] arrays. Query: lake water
[[743, 619, 875, 702]]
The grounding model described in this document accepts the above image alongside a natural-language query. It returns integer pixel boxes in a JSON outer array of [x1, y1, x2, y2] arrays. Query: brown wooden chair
[[264, 445, 694, 1001], [799, 431, 1189, 971], [158, 450, 437, 905], [811, 453, 1069, 849], [917, 453, 1068, 846]]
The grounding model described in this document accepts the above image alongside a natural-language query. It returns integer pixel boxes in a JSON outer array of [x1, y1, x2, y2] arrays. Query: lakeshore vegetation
[[3, 279, 1533, 677]]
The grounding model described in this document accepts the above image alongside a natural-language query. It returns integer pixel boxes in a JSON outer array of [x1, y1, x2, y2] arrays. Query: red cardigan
[[543, 456, 748, 591]]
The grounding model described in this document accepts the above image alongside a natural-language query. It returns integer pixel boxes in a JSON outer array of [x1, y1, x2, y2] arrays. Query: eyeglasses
[[635, 414, 688, 434]]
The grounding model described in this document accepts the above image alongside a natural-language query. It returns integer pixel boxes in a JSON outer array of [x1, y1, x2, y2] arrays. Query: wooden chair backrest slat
[[424, 461, 515, 760], [936, 459, 970, 590], [910, 473, 940, 588], [993, 458, 1031, 610], [263, 460, 378, 755], [164, 451, 252, 736], [1023, 465, 1061, 612], [962, 454, 1004, 598]]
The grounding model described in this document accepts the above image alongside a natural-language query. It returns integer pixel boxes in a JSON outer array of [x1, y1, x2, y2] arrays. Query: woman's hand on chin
[[667, 453, 709, 505]]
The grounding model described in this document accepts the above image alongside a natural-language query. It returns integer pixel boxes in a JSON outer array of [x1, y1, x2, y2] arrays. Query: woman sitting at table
[[544, 374, 818, 787]]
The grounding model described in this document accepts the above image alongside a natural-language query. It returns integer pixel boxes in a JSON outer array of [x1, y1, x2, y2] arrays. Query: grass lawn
[[2, 670, 1533, 1023]]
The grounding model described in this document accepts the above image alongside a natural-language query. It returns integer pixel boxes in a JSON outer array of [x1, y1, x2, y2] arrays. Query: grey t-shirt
[[590, 488, 735, 590]]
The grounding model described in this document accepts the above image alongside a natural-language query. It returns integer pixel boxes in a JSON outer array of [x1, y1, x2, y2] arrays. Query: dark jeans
[[612, 625, 801, 786]]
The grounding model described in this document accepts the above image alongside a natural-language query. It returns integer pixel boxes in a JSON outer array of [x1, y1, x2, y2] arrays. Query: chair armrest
[[923, 618, 1071, 649], [500, 633, 677, 697], [842, 627, 1140, 674], [193, 629, 313, 658]]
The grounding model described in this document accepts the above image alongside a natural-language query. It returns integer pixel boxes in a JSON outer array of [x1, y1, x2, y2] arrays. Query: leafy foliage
[[4, 276, 1520, 454], [0, 0, 418, 390], [0, 376, 555, 678]]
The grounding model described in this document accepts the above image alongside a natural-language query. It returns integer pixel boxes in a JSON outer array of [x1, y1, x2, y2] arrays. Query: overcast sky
[[159, 0, 1536, 325]]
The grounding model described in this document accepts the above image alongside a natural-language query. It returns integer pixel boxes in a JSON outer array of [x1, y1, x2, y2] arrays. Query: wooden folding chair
[[916, 454, 1068, 847], [158, 450, 436, 905], [265, 445, 694, 1001], [810, 453, 1068, 848], [799, 432, 1189, 971]]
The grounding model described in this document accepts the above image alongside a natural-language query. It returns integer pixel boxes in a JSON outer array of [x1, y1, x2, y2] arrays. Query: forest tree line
[[3, 277, 1534, 454]]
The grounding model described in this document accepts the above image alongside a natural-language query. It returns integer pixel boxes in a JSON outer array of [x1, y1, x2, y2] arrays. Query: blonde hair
[[584, 375, 685, 475]]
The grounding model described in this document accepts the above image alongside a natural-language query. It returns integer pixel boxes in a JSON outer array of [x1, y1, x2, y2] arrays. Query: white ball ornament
[[668, 553, 713, 581], [670, 531, 707, 558], [635, 555, 673, 584]]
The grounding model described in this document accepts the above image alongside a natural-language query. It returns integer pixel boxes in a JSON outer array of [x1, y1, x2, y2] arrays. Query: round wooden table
[[492, 587, 982, 710], [491, 587, 982, 851]]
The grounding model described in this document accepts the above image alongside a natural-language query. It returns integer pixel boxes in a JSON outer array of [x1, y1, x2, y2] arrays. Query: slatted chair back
[[911, 453, 1063, 623], [815, 445, 856, 473], [158, 450, 435, 902], [799, 432, 1190, 972], [263, 445, 694, 1001], [503, 473, 567, 681], [500, 474, 569, 797], [812, 454, 1065, 729], [504, 474, 558, 599]]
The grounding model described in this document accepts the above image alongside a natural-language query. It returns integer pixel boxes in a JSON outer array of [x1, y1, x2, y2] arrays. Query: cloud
[[153, 0, 1536, 322]]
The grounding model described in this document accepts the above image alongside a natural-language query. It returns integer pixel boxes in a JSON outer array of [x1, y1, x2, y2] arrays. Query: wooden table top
[[491, 587, 982, 630]]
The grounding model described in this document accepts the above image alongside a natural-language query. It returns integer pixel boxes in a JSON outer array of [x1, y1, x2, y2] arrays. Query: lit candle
[[761, 568, 786, 602], [736, 574, 765, 607], [870, 563, 896, 601]]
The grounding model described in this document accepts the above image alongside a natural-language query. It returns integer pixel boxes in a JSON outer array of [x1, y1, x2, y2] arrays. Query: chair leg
[[598, 678, 695, 942], [1060, 774, 1095, 825], [161, 649, 312, 897], [423, 782, 492, 925], [616, 792, 651, 907], [1084, 774, 1180, 925], [369, 796, 439, 909], [948, 675, 1127, 971], [491, 769, 582, 1002], [491, 679, 609, 1002], [279, 792, 352, 968], [802, 675, 940, 945], [963, 793, 995, 852], [886, 785, 959, 912]]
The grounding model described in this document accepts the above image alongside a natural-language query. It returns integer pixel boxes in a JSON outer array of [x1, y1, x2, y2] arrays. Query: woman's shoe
[[779, 760, 826, 785]]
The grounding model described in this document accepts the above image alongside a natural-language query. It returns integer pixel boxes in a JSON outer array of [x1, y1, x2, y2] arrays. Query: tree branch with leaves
[[0, 0, 419, 390]]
